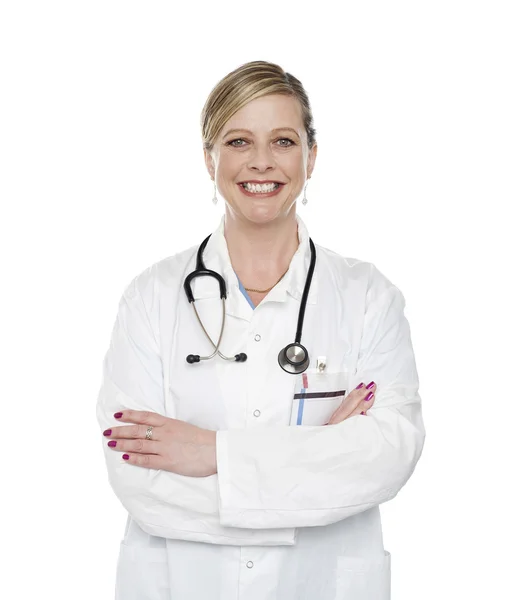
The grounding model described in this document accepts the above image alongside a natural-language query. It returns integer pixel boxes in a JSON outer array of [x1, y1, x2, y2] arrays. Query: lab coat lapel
[[190, 216, 252, 322], [264, 214, 318, 306], [190, 213, 318, 320]]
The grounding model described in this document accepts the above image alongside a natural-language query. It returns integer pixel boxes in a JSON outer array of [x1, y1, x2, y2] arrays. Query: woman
[[96, 60, 426, 600]]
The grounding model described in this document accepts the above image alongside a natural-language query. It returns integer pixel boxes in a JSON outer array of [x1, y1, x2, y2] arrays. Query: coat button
[[254, 334, 261, 342], [253, 410, 261, 417], [246, 561, 254, 568]]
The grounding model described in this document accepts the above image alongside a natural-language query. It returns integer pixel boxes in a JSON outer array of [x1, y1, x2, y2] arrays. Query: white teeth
[[242, 182, 280, 193]]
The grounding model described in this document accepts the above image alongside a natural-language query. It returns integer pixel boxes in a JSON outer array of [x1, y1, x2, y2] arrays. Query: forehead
[[221, 94, 304, 136]]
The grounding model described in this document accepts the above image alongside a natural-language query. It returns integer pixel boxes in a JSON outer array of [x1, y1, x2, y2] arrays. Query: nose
[[247, 142, 276, 172]]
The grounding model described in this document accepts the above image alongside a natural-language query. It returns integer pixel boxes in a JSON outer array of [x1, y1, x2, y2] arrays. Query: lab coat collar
[[189, 213, 318, 307]]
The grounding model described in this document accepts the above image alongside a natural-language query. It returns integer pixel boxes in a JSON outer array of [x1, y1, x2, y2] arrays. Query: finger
[[104, 424, 161, 440], [327, 384, 365, 424], [328, 405, 357, 425], [328, 383, 377, 424], [114, 409, 166, 427], [328, 387, 368, 424], [327, 404, 346, 425], [362, 389, 376, 410], [107, 437, 161, 454], [327, 402, 354, 425], [347, 388, 377, 417], [120, 452, 166, 469]]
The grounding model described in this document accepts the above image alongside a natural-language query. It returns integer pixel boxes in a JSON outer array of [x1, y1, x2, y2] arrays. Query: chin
[[243, 205, 295, 226], [224, 189, 295, 224]]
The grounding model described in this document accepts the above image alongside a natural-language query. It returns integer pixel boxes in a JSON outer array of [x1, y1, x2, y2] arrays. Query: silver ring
[[145, 426, 153, 440]]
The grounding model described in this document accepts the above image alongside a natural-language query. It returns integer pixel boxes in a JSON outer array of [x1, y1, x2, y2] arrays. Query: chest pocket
[[290, 369, 350, 426], [287, 285, 364, 426]]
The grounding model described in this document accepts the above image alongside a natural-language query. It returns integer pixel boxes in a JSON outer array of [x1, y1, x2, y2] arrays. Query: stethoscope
[[184, 233, 317, 374]]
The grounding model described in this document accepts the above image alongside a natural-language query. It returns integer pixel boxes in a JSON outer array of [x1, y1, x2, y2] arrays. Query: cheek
[[281, 153, 305, 175], [219, 168, 243, 187], [217, 152, 243, 172]]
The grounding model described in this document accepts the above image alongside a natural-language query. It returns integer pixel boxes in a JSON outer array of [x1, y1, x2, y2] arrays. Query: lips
[[237, 182, 285, 197], [238, 181, 285, 185], [237, 182, 285, 191], [238, 182, 283, 186]]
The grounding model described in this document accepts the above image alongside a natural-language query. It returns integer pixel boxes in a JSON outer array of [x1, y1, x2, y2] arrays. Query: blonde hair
[[200, 60, 317, 153]]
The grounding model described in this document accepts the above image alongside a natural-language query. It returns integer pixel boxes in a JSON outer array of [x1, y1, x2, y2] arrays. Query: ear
[[203, 149, 215, 180], [307, 143, 318, 179]]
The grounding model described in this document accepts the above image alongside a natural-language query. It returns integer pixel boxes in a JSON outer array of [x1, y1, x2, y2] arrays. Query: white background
[[1, 1, 529, 598]]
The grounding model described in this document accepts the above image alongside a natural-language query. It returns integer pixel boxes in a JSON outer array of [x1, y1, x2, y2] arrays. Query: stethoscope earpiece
[[187, 352, 246, 363]]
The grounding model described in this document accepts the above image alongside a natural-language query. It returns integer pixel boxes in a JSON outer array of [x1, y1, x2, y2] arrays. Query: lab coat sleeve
[[216, 283, 426, 529], [96, 274, 297, 546]]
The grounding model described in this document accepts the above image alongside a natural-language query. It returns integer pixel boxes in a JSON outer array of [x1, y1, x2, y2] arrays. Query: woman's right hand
[[326, 382, 377, 425]]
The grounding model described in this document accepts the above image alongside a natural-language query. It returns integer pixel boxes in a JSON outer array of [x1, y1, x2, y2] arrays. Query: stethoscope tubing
[[294, 238, 316, 343], [184, 232, 316, 373], [190, 298, 231, 360]]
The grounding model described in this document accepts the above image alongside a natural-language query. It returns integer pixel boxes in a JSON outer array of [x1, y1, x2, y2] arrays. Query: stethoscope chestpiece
[[278, 342, 310, 374]]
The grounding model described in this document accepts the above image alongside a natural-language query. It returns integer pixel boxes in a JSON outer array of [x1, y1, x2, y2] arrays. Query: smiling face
[[204, 94, 317, 226]]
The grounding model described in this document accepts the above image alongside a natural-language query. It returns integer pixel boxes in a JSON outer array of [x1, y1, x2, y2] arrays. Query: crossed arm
[[96, 277, 425, 542]]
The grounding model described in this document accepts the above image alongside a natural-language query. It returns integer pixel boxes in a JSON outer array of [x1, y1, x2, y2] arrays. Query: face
[[204, 94, 317, 226]]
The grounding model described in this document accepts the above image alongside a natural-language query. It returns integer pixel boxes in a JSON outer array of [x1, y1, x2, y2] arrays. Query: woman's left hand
[[102, 410, 217, 478], [326, 382, 377, 425]]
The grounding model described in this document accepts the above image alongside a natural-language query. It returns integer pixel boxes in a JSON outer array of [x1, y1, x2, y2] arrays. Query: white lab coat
[[96, 213, 426, 600]]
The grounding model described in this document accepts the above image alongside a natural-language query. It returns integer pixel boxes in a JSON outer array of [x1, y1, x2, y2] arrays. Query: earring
[[212, 181, 218, 205], [302, 182, 308, 206]]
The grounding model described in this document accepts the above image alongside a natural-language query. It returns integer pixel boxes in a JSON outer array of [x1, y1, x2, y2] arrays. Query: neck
[[224, 212, 300, 282]]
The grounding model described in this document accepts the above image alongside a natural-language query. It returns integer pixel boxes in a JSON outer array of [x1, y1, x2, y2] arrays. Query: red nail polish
[[103, 429, 112, 436], [122, 454, 129, 460], [364, 392, 374, 402], [114, 412, 123, 419], [355, 383, 364, 389], [108, 440, 117, 447]]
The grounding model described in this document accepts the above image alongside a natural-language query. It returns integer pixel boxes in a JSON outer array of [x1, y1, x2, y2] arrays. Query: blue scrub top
[[235, 274, 255, 310]]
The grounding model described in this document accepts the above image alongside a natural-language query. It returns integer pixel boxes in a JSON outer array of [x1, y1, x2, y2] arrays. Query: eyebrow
[[222, 127, 300, 138]]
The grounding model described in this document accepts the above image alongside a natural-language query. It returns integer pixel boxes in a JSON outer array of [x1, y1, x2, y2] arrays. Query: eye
[[226, 137, 296, 148], [226, 138, 247, 147], [277, 138, 295, 147]]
